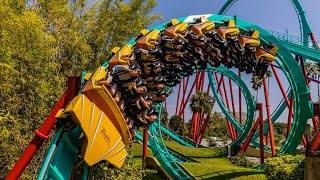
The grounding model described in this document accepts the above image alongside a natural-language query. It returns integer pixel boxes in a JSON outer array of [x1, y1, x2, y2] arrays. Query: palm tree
[[251, 75, 263, 90], [305, 62, 318, 79], [189, 91, 215, 143]]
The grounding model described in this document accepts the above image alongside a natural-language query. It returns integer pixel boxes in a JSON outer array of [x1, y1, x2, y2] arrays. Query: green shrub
[[89, 150, 142, 180], [208, 138, 217, 147], [264, 154, 304, 180], [230, 154, 252, 167]]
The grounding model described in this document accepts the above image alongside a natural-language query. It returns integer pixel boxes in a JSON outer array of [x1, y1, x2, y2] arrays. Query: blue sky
[[147, 0, 320, 123]]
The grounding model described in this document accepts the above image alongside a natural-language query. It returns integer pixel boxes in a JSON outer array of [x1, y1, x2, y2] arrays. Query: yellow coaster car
[[216, 19, 240, 40], [108, 44, 134, 69], [164, 19, 189, 40], [238, 30, 260, 48], [190, 21, 215, 37], [136, 29, 161, 49], [256, 44, 279, 63], [59, 66, 131, 168]]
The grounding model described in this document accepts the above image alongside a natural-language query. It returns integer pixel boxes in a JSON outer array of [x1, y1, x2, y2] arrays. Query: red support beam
[[271, 62, 306, 144], [182, 78, 185, 120], [238, 70, 242, 125], [176, 80, 182, 115], [259, 103, 265, 164], [307, 77, 320, 84], [6, 77, 81, 180], [142, 127, 148, 169], [198, 101, 215, 143], [311, 103, 320, 151], [299, 56, 318, 132], [198, 113, 210, 144], [240, 117, 261, 153], [311, 129, 320, 151], [222, 75, 237, 140], [215, 75, 233, 140], [229, 78, 238, 137], [201, 72, 206, 91], [240, 103, 264, 155], [309, 33, 320, 49], [189, 73, 201, 140], [197, 82, 214, 143], [271, 64, 290, 106], [263, 78, 276, 156], [179, 73, 199, 115], [286, 95, 294, 137], [181, 76, 190, 118], [214, 73, 236, 141]]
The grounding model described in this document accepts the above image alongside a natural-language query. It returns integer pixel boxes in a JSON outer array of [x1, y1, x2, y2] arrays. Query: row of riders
[[98, 16, 278, 137]]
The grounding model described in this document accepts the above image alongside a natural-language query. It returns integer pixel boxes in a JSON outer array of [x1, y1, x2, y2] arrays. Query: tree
[[204, 112, 230, 138], [169, 115, 185, 135], [160, 106, 168, 126], [0, 0, 161, 178], [273, 122, 287, 136]]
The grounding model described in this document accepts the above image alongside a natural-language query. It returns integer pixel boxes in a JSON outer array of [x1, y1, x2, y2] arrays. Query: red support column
[[142, 127, 148, 169], [263, 78, 276, 156], [189, 73, 201, 139], [311, 103, 320, 151], [229, 78, 238, 137], [240, 103, 263, 154], [6, 77, 81, 180], [240, 117, 261, 153], [259, 103, 265, 164], [201, 72, 206, 91], [311, 130, 320, 151], [238, 70, 242, 125], [214, 73, 235, 141], [179, 73, 199, 115], [309, 33, 320, 49], [299, 56, 318, 132], [270, 64, 290, 106], [176, 81, 182, 115], [222, 76, 236, 140], [286, 95, 294, 137], [198, 102, 215, 143]]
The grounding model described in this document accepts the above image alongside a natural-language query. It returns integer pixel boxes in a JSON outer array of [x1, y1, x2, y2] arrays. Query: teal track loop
[[39, 13, 313, 180], [205, 14, 312, 154], [207, 65, 256, 151]]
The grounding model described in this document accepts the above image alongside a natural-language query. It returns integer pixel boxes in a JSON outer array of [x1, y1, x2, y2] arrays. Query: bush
[[88, 149, 142, 180], [264, 154, 304, 180], [230, 154, 252, 167], [208, 138, 217, 147]]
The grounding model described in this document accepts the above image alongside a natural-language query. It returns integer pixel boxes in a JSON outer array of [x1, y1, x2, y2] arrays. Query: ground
[[165, 140, 266, 180], [131, 139, 266, 180]]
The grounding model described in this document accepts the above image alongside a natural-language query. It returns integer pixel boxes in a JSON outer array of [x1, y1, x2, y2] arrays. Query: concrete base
[[245, 146, 272, 158], [304, 155, 320, 180]]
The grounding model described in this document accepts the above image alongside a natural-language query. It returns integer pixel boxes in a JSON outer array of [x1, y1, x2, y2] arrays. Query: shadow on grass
[[197, 170, 265, 180], [187, 153, 227, 159]]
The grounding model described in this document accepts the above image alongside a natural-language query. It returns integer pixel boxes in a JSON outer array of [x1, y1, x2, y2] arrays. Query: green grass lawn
[[164, 140, 266, 180]]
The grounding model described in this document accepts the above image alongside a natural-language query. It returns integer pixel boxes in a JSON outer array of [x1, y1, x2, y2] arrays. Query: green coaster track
[[37, 12, 316, 179]]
